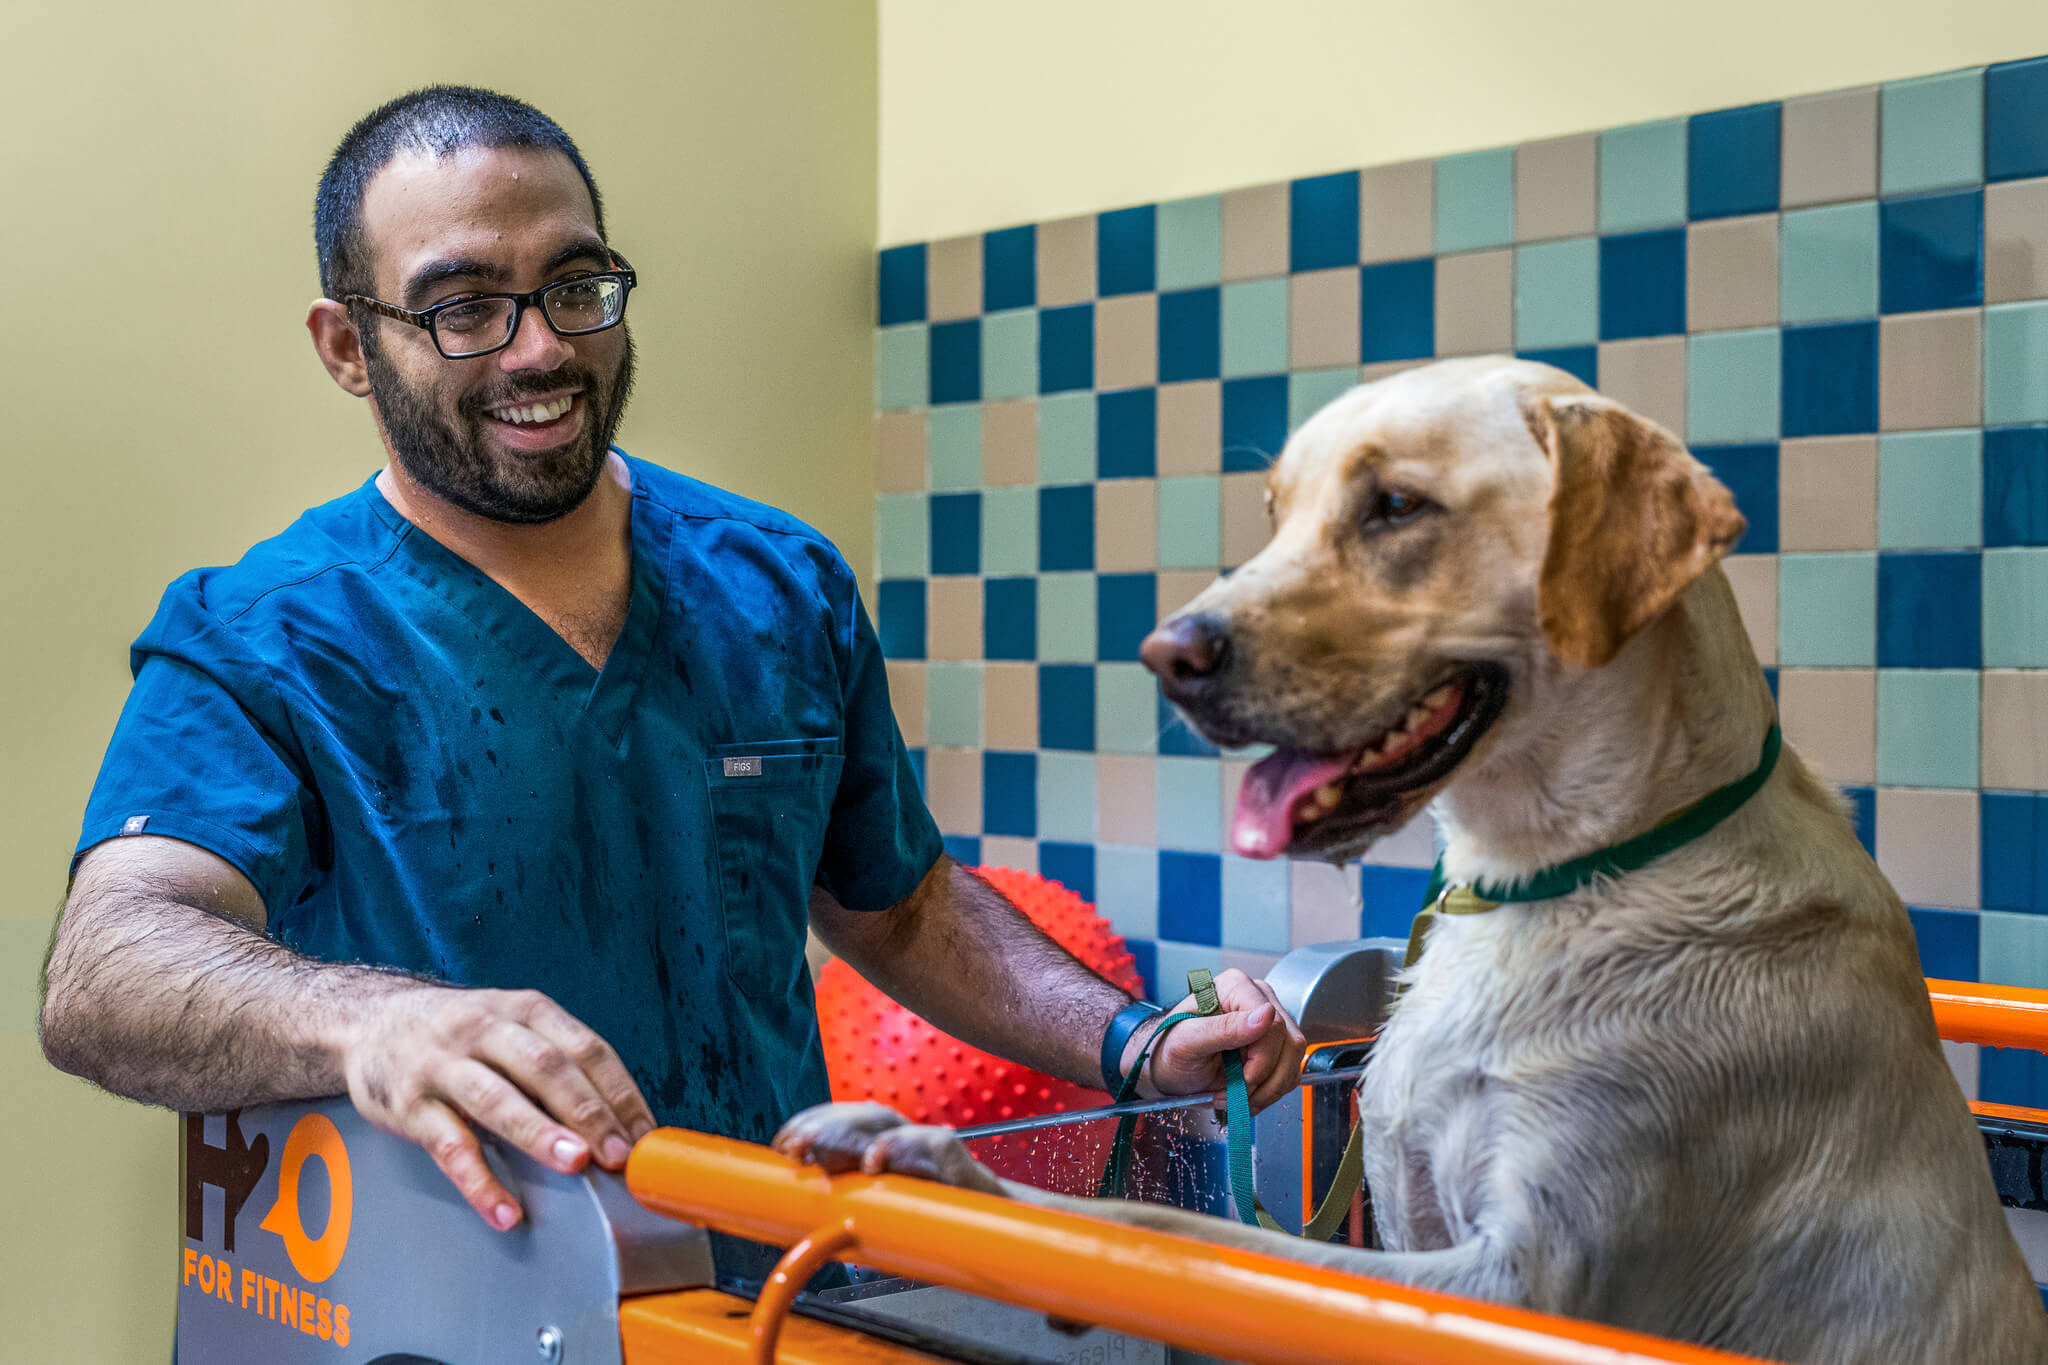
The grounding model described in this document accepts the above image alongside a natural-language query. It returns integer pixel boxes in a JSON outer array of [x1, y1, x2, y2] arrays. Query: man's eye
[[1367, 490, 1432, 528]]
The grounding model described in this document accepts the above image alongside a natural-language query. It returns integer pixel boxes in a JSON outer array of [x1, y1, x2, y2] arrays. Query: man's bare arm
[[41, 836, 655, 1228]]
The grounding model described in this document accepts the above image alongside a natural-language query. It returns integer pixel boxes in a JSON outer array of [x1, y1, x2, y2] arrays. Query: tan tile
[[1095, 293, 1159, 390], [926, 747, 982, 834], [1596, 337, 1686, 434], [1880, 309, 1982, 431], [1984, 670, 2048, 789], [984, 662, 1038, 751], [1720, 555, 1778, 667], [1986, 178, 2048, 304], [1037, 215, 1096, 306], [1373, 810, 1439, 867], [876, 412, 927, 493], [1361, 159, 1434, 264], [927, 234, 982, 321], [1516, 133, 1597, 241], [1358, 359, 1432, 384], [1778, 668, 1876, 784], [1157, 570, 1217, 620], [1222, 182, 1289, 282], [1435, 249, 1513, 356], [1158, 380, 1222, 475], [1876, 788, 1979, 907], [1217, 947, 1281, 979], [1781, 86, 1878, 208], [1290, 268, 1361, 369], [1096, 755, 1157, 845], [1779, 436, 1878, 551], [1687, 215, 1779, 332], [1290, 860, 1361, 946], [1096, 478, 1159, 572], [885, 661, 927, 747], [1221, 471, 1272, 567], [979, 836, 1037, 875], [981, 400, 1037, 486], [927, 577, 983, 661]]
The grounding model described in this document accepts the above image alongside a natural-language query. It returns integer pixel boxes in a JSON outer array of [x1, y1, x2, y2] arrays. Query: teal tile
[[1221, 278, 1289, 378], [1038, 573, 1096, 662], [927, 662, 983, 748], [877, 493, 929, 578], [1159, 475, 1222, 569], [1097, 663, 1160, 754], [1290, 367, 1358, 429], [1037, 752, 1098, 843], [1876, 669, 1979, 787], [1158, 194, 1224, 290], [1985, 301, 2048, 426], [1878, 430, 1982, 549], [876, 324, 929, 411], [1880, 68, 1985, 195], [1780, 201, 1879, 324], [1156, 757, 1222, 849], [1780, 552, 1877, 666], [1984, 548, 2048, 667], [982, 486, 1039, 575], [1037, 392, 1097, 484], [981, 308, 1038, 400], [1599, 119, 1688, 231], [1152, 941, 1218, 999], [1514, 237, 1600, 348], [1435, 148, 1515, 253], [1982, 911, 2048, 989], [927, 405, 982, 490], [1096, 843, 1160, 941], [1687, 328, 1781, 445], [1222, 855, 1291, 953]]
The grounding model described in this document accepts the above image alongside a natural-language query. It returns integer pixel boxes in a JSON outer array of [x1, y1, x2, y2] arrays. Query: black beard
[[363, 328, 637, 525]]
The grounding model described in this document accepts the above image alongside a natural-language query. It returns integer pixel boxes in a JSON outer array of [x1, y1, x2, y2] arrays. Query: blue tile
[[1158, 286, 1222, 382], [1038, 841, 1097, 903], [1098, 205, 1157, 296], [1987, 57, 2048, 181], [983, 225, 1036, 312], [1879, 191, 1984, 314], [1763, 666, 1779, 702], [983, 751, 1037, 837], [942, 834, 982, 865], [1983, 792, 2046, 913], [1982, 1046, 2048, 1107], [879, 242, 927, 325], [1434, 148, 1514, 253], [1291, 170, 1361, 273], [1688, 103, 1781, 220], [1039, 303, 1095, 393], [1843, 783, 1878, 854], [1158, 692, 1221, 758], [929, 318, 982, 404], [1098, 573, 1159, 662], [877, 579, 926, 660], [1159, 851, 1223, 946], [1360, 865, 1432, 940], [1782, 320, 1880, 436], [928, 493, 981, 575], [983, 577, 1037, 660], [1038, 664, 1096, 751], [1518, 345, 1598, 388], [1221, 375, 1288, 473], [1986, 426, 2048, 546], [1097, 387, 1157, 478], [1359, 258, 1435, 362], [1127, 938, 1158, 1001], [1695, 444, 1779, 553], [1038, 485, 1095, 571], [1599, 229, 1687, 339], [1909, 905, 1981, 979], [1877, 550, 1982, 667]]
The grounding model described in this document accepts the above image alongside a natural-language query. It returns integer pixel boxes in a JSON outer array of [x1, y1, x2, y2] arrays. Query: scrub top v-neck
[[76, 452, 942, 1146]]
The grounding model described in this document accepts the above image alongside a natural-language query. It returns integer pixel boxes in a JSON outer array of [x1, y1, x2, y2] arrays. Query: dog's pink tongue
[[1232, 748, 1354, 859]]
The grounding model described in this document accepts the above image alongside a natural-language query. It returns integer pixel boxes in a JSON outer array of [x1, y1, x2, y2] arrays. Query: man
[[39, 87, 1303, 1249]]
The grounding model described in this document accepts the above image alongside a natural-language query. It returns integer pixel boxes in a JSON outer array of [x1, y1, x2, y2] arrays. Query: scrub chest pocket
[[704, 740, 844, 999]]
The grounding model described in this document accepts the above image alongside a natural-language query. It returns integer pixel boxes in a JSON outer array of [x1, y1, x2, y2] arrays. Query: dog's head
[[1143, 356, 1745, 862]]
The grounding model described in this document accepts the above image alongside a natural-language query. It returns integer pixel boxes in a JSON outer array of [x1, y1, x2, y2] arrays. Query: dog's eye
[[1368, 490, 1431, 529]]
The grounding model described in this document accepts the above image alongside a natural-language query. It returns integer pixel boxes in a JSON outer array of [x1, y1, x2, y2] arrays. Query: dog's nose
[[1141, 614, 1230, 687]]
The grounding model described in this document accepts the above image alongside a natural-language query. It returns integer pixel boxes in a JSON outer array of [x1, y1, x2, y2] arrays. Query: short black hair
[[314, 85, 606, 301]]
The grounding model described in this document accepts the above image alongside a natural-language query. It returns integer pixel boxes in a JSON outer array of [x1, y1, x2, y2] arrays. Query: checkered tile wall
[[872, 57, 2048, 1104]]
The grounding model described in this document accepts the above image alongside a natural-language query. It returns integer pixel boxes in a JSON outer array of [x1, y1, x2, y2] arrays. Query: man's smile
[[480, 389, 583, 448]]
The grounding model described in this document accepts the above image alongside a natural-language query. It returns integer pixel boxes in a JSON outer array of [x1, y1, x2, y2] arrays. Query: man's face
[[352, 144, 634, 524]]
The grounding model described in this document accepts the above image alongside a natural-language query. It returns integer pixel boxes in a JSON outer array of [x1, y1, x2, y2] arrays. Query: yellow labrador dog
[[778, 357, 2047, 1362]]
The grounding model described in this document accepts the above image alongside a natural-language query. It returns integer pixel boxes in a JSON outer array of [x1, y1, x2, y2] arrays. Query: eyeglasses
[[345, 253, 637, 359]]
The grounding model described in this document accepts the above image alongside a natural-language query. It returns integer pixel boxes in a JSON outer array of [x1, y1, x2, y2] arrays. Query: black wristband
[[1099, 999, 1165, 1093]]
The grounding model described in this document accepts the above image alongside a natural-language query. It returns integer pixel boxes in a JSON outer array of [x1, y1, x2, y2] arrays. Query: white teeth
[[1406, 705, 1429, 730], [1424, 686, 1451, 708], [493, 396, 574, 425]]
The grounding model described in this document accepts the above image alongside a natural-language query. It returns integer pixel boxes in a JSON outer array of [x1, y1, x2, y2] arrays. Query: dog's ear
[[1529, 393, 1746, 669]]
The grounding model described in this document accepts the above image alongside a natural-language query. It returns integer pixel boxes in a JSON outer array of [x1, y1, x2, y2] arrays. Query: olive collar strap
[[1406, 724, 1783, 969]]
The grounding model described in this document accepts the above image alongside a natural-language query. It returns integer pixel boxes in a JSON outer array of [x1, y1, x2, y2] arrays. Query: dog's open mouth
[[1229, 663, 1509, 859]]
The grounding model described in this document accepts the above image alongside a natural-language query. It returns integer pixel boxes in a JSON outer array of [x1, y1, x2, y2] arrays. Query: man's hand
[[339, 983, 657, 1229], [1121, 968, 1306, 1112]]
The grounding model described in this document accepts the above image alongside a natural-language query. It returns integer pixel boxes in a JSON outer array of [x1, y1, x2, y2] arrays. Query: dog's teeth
[[1424, 686, 1451, 709], [1406, 705, 1429, 729]]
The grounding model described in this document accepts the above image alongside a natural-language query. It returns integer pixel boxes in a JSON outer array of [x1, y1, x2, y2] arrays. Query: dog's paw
[[772, 1101, 909, 1173]]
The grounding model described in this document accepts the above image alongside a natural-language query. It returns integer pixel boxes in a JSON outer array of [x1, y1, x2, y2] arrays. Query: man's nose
[[1140, 614, 1230, 698], [500, 302, 573, 371]]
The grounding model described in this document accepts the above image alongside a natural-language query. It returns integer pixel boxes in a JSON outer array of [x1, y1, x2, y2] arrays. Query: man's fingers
[[513, 996, 657, 1164], [443, 1057, 595, 1176], [410, 1098, 521, 1230], [474, 1021, 630, 1167]]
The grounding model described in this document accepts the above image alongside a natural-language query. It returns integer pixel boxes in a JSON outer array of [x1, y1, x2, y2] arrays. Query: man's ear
[[1529, 393, 1746, 669], [306, 299, 372, 398]]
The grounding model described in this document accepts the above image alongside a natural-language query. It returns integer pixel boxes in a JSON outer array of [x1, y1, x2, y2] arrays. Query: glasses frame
[[344, 252, 637, 360]]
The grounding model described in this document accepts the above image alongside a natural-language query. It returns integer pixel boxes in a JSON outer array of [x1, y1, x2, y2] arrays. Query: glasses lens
[[543, 276, 626, 334], [431, 297, 517, 358]]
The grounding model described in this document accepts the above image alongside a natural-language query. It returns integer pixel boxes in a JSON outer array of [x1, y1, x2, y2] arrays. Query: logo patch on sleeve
[[121, 815, 151, 836]]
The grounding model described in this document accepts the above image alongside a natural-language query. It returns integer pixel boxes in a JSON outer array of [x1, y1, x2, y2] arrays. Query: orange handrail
[[1929, 978, 2048, 1051], [627, 1129, 1765, 1365]]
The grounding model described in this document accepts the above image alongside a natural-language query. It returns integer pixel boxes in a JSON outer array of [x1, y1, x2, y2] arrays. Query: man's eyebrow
[[401, 257, 504, 308], [542, 240, 613, 275]]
